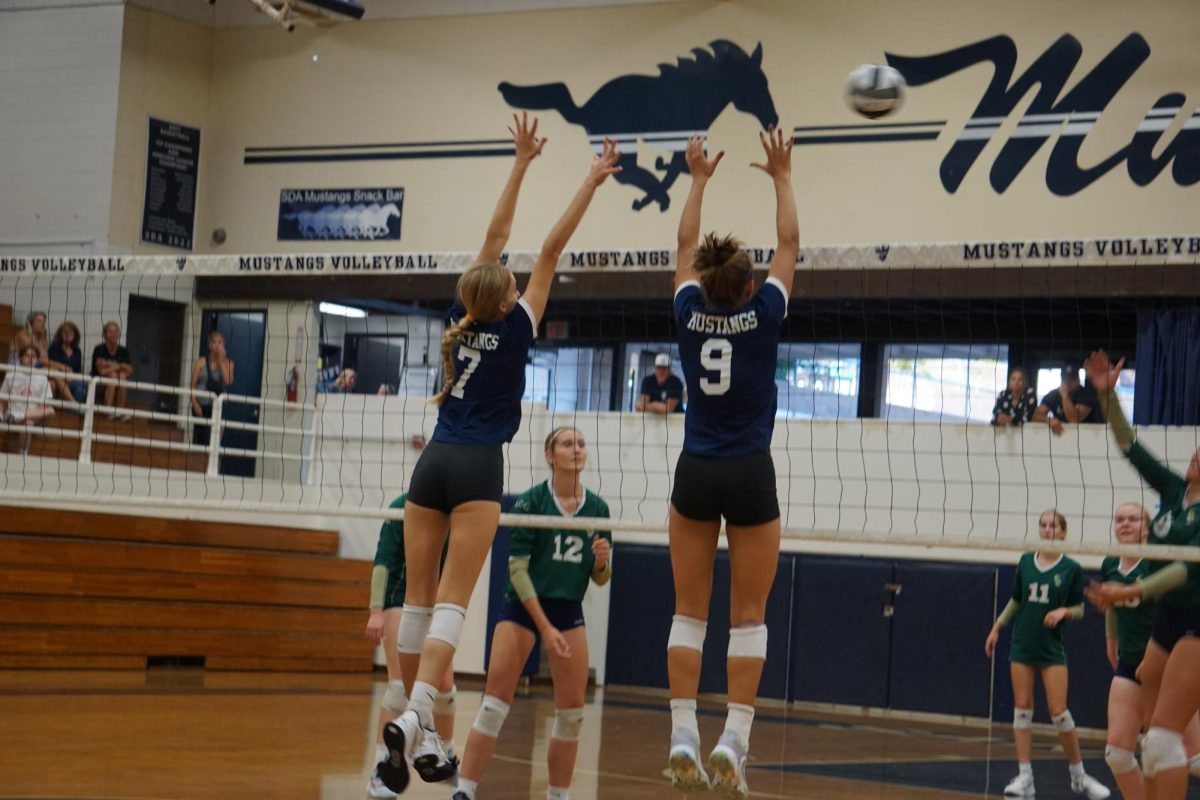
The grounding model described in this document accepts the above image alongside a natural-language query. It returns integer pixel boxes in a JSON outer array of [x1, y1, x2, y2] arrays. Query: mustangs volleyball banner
[[277, 188, 404, 241]]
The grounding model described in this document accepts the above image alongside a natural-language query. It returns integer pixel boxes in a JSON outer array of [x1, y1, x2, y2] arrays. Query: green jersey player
[[985, 509, 1108, 799], [456, 426, 612, 800], [1083, 349, 1200, 799]]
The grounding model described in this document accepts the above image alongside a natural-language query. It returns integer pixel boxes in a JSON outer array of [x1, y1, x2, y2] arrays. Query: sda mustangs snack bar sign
[[277, 188, 405, 241]]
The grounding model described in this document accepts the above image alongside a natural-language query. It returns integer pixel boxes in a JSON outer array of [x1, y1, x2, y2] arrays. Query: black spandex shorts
[[670, 449, 780, 526], [407, 439, 504, 513], [1114, 658, 1141, 683], [1150, 603, 1200, 653], [499, 596, 585, 633]]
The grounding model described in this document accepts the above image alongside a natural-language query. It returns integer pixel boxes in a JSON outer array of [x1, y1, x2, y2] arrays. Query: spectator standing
[[189, 330, 235, 447], [992, 366, 1038, 427], [636, 353, 685, 414], [1033, 363, 1103, 435]]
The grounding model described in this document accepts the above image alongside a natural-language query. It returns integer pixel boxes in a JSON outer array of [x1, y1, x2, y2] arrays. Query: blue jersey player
[[376, 115, 621, 795], [665, 127, 798, 800]]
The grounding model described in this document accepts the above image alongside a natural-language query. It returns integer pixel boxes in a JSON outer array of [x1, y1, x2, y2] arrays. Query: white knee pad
[[1142, 727, 1187, 777], [667, 615, 707, 653], [396, 605, 433, 655], [728, 624, 768, 660], [1104, 745, 1137, 775], [427, 603, 467, 649], [1013, 708, 1033, 731], [433, 684, 457, 716], [472, 694, 510, 738], [550, 707, 585, 742], [382, 679, 407, 714], [1052, 710, 1075, 733]]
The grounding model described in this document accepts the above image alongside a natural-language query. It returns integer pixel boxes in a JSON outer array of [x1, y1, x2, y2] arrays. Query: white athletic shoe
[[667, 728, 710, 793], [366, 763, 398, 799], [1070, 772, 1111, 800], [1003, 772, 1035, 797], [707, 731, 749, 800]]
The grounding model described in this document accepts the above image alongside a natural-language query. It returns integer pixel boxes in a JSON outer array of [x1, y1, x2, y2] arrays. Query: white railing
[[0, 363, 319, 480]]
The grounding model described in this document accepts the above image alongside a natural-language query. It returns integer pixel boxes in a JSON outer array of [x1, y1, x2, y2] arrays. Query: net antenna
[[244, 0, 364, 32]]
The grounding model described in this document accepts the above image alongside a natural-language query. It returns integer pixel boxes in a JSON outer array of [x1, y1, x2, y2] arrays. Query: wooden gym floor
[[1, 669, 1194, 800]]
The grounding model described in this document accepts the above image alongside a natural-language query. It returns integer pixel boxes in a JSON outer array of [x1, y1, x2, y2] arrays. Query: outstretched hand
[[750, 125, 793, 179], [586, 138, 622, 187], [508, 111, 547, 162], [1085, 579, 1132, 612], [685, 135, 724, 182], [1084, 349, 1124, 394]]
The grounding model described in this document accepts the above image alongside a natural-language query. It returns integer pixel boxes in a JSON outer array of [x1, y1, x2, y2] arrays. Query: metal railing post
[[206, 396, 224, 477], [78, 378, 99, 465]]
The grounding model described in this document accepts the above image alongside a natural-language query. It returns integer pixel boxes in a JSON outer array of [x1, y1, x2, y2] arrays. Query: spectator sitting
[[9, 329, 35, 366], [46, 321, 86, 407], [635, 353, 685, 414], [991, 366, 1038, 428], [90, 321, 134, 421], [25, 311, 50, 363], [189, 330, 236, 447], [0, 344, 55, 454], [323, 368, 357, 394], [1033, 362, 1104, 436]]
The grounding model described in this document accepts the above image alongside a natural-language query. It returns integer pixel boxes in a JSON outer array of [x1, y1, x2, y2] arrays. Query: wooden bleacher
[[0, 404, 209, 471], [0, 507, 374, 672]]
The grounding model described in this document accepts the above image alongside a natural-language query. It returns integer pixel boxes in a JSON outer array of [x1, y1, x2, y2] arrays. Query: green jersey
[[1128, 442, 1200, 609], [372, 495, 448, 608], [1101, 556, 1155, 666], [1009, 552, 1083, 666], [505, 481, 611, 604]]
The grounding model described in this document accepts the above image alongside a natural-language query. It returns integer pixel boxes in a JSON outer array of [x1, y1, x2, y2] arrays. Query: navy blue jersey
[[432, 298, 537, 444], [674, 278, 787, 457]]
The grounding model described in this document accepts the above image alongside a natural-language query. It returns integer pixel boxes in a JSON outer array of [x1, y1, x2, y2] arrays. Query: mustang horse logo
[[499, 40, 778, 212]]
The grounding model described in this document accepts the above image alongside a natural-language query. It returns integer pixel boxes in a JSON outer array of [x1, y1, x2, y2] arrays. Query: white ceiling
[[0, 0, 692, 28]]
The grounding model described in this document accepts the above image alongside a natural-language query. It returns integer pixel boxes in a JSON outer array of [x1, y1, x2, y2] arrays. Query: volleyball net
[[1, 241, 1198, 561]]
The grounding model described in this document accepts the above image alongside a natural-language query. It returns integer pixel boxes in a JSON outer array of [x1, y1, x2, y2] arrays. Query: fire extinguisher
[[285, 366, 299, 402]]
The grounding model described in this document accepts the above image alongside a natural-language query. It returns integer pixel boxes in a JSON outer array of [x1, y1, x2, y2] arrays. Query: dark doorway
[[126, 295, 187, 413], [344, 333, 406, 394], [200, 310, 266, 478]]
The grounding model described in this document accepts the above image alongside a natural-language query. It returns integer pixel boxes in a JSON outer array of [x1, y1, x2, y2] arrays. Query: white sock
[[724, 702, 755, 749], [408, 680, 437, 728], [374, 742, 387, 763], [1069, 761, 1085, 778], [547, 787, 570, 800], [670, 698, 699, 741], [1019, 762, 1033, 777], [456, 777, 478, 798]]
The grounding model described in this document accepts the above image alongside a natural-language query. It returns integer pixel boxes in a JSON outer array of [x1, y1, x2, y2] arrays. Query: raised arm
[[475, 112, 547, 266], [751, 125, 799, 295], [521, 138, 621, 322], [1085, 350, 1132, 451], [676, 136, 725, 289]]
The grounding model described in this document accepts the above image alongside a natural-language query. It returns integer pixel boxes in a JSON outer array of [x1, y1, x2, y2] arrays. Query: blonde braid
[[431, 314, 475, 406]]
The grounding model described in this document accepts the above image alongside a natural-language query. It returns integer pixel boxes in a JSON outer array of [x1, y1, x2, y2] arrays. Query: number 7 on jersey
[[450, 345, 482, 399]]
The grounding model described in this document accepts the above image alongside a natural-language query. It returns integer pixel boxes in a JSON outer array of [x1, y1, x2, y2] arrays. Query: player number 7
[[450, 346, 482, 399]]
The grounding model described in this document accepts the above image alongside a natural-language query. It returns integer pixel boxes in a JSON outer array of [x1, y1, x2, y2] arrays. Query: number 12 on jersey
[[700, 337, 732, 396]]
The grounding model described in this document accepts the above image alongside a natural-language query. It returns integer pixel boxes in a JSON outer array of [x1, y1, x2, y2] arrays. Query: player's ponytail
[[430, 261, 515, 406], [695, 231, 753, 307]]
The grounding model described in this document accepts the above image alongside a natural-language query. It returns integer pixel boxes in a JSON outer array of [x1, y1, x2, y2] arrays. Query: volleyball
[[845, 63, 906, 118]]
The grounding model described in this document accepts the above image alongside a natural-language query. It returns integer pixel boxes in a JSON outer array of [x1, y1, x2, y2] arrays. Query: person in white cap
[[635, 353, 684, 414]]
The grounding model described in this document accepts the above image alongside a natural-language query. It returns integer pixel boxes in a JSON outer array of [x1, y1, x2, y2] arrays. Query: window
[[884, 344, 1007, 423], [776, 343, 861, 419], [524, 345, 615, 412]]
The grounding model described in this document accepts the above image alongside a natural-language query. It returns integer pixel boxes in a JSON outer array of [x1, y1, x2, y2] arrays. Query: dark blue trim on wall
[[245, 148, 517, 164], [793, 131, 941, 145]]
